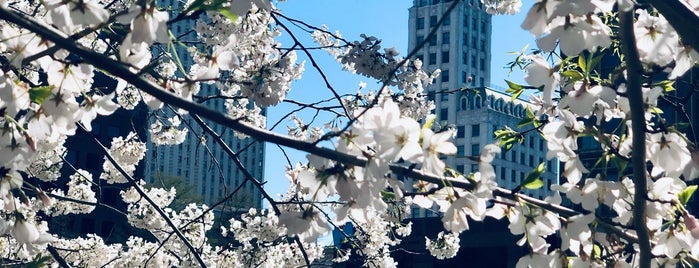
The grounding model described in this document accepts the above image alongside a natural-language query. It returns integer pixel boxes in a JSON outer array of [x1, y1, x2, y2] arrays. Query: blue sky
[[262, 1, 536, 200]]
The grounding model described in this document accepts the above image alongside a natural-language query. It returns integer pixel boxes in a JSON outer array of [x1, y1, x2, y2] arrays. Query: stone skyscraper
[[407, 0, 557, 218]]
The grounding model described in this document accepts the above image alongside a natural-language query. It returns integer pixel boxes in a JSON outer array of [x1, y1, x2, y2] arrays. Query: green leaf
[[589, 54, 603, 73], [577, 54, 586, 73], [678, 185, 698, 206], [25, 255, 51, 268], [29, 86, 53, 105], [520, 162, 546, 190], [517, 117, 533, 129], [521, 178, 544, 190], [649, 106, 664, 114], [561, 70, 584, 81], [653, 80, 675, 92], [505, 79, 523, 91], [525, 106, 535, 118], [592, 244, 601, 258], [381, 191, 396, 201], [423, 115, 437, 130], [218, 8, 239, 22]]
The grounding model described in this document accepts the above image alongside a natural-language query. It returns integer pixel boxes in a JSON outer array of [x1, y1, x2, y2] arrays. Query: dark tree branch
[[619, 9, 652, 268]]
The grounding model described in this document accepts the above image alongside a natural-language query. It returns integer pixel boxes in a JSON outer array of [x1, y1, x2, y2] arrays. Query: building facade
[[143, 0, 264, 210], [407, 0, 557, 218]]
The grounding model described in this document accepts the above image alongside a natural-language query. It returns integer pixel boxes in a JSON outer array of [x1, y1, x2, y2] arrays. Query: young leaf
[[577, 54, 587, 73], [678, 185, 698, 206], [29, 86, 53, 105], [519, 162, 546, 190], [561, 70, 584, 81], [219, 9, 239, 22]]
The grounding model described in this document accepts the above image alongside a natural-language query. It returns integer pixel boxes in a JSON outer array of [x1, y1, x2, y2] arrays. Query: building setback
[[407, 0, 558, 219]]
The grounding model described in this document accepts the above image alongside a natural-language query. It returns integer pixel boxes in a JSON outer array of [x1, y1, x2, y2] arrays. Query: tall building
[[143, 0, 264, 210], [50, 74, 149, 243], [407, 0, 557, 219]]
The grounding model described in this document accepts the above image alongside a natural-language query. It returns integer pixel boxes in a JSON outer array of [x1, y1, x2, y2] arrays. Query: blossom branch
[[272, 13, 351, 118], [189, 114, 312, 266], [619, 9, 652, 268], [75, 124, 208, 268]]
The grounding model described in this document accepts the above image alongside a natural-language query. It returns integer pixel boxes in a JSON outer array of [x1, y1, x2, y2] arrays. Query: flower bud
[[683, 214, 699, 239]]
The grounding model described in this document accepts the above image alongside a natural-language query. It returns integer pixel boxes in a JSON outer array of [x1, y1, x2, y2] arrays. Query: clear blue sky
[[262, 1, 535, 201]]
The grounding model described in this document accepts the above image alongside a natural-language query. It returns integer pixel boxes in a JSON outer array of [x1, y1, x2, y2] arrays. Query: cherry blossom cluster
[[1, 0, 699, 266], [313, 29, 438, 119]]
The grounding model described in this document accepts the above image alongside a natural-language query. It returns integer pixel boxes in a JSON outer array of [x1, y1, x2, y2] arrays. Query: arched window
[[460, 97, 468, 110], [475, 96, 482, 109], [515, 105, 523, 117]]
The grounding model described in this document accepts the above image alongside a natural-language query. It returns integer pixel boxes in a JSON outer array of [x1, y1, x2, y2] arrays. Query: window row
[[415, 32, 486, 50]]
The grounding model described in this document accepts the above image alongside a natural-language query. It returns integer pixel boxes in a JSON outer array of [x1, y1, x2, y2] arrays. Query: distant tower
[[407, 0, 557, 218], [144, 0, 264, 210]]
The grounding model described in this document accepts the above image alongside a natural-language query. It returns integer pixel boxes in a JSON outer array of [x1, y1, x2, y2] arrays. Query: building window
[[430, 15, 438, 27], [427, 91, 435, 101], [411, 207, 420, 217], [81, 218, 95, 234], [471, 124, 480, 137], [463, 15, 469, 27], [86, 153, 100, 170], [480, 77, 485, 86], [539, 139, 544, 151], [440, 108, 448, 120], [472, 55, 477, 68], [529, 155, 534, 166], [417, 17, 425, 30], [441, 91, 449, 101], [429, 35, 437, 46], [462, 33, 468, 46], [481, 20, 487, 33], [417, 35, 424, 44], [457, 164, 465, 173], [65, 150, 78, 166], [480, 40, 486, 50], [529, 136, 535, 148], [460, 98, 467, 110], [472, 18, 477, 30], [429, 53, 436, 65], [511, 170, 516, 182], [462, 71, 469, 83], [520, 152, 525, 164], [442, 32, 450, 44], [462, 52, 467, 64], [501, 167, 507, 182], [480, 58, 486, 71], [443, 15, 451, 25], [441, 70, 449, 82], [441, 51, 450, 63], [471, 37, 477, 48], [471, 164, 478, 172], [457, 125, 465, 138], [457, 146, 465, 156], [472, 144, 480, 156]]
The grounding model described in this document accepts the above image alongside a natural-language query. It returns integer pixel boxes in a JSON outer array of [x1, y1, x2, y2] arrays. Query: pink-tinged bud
[[683, 214, 699, 239], [22, 132, 36, 152], [37, 190, 53, 207], [11, 218, 39, 245]]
